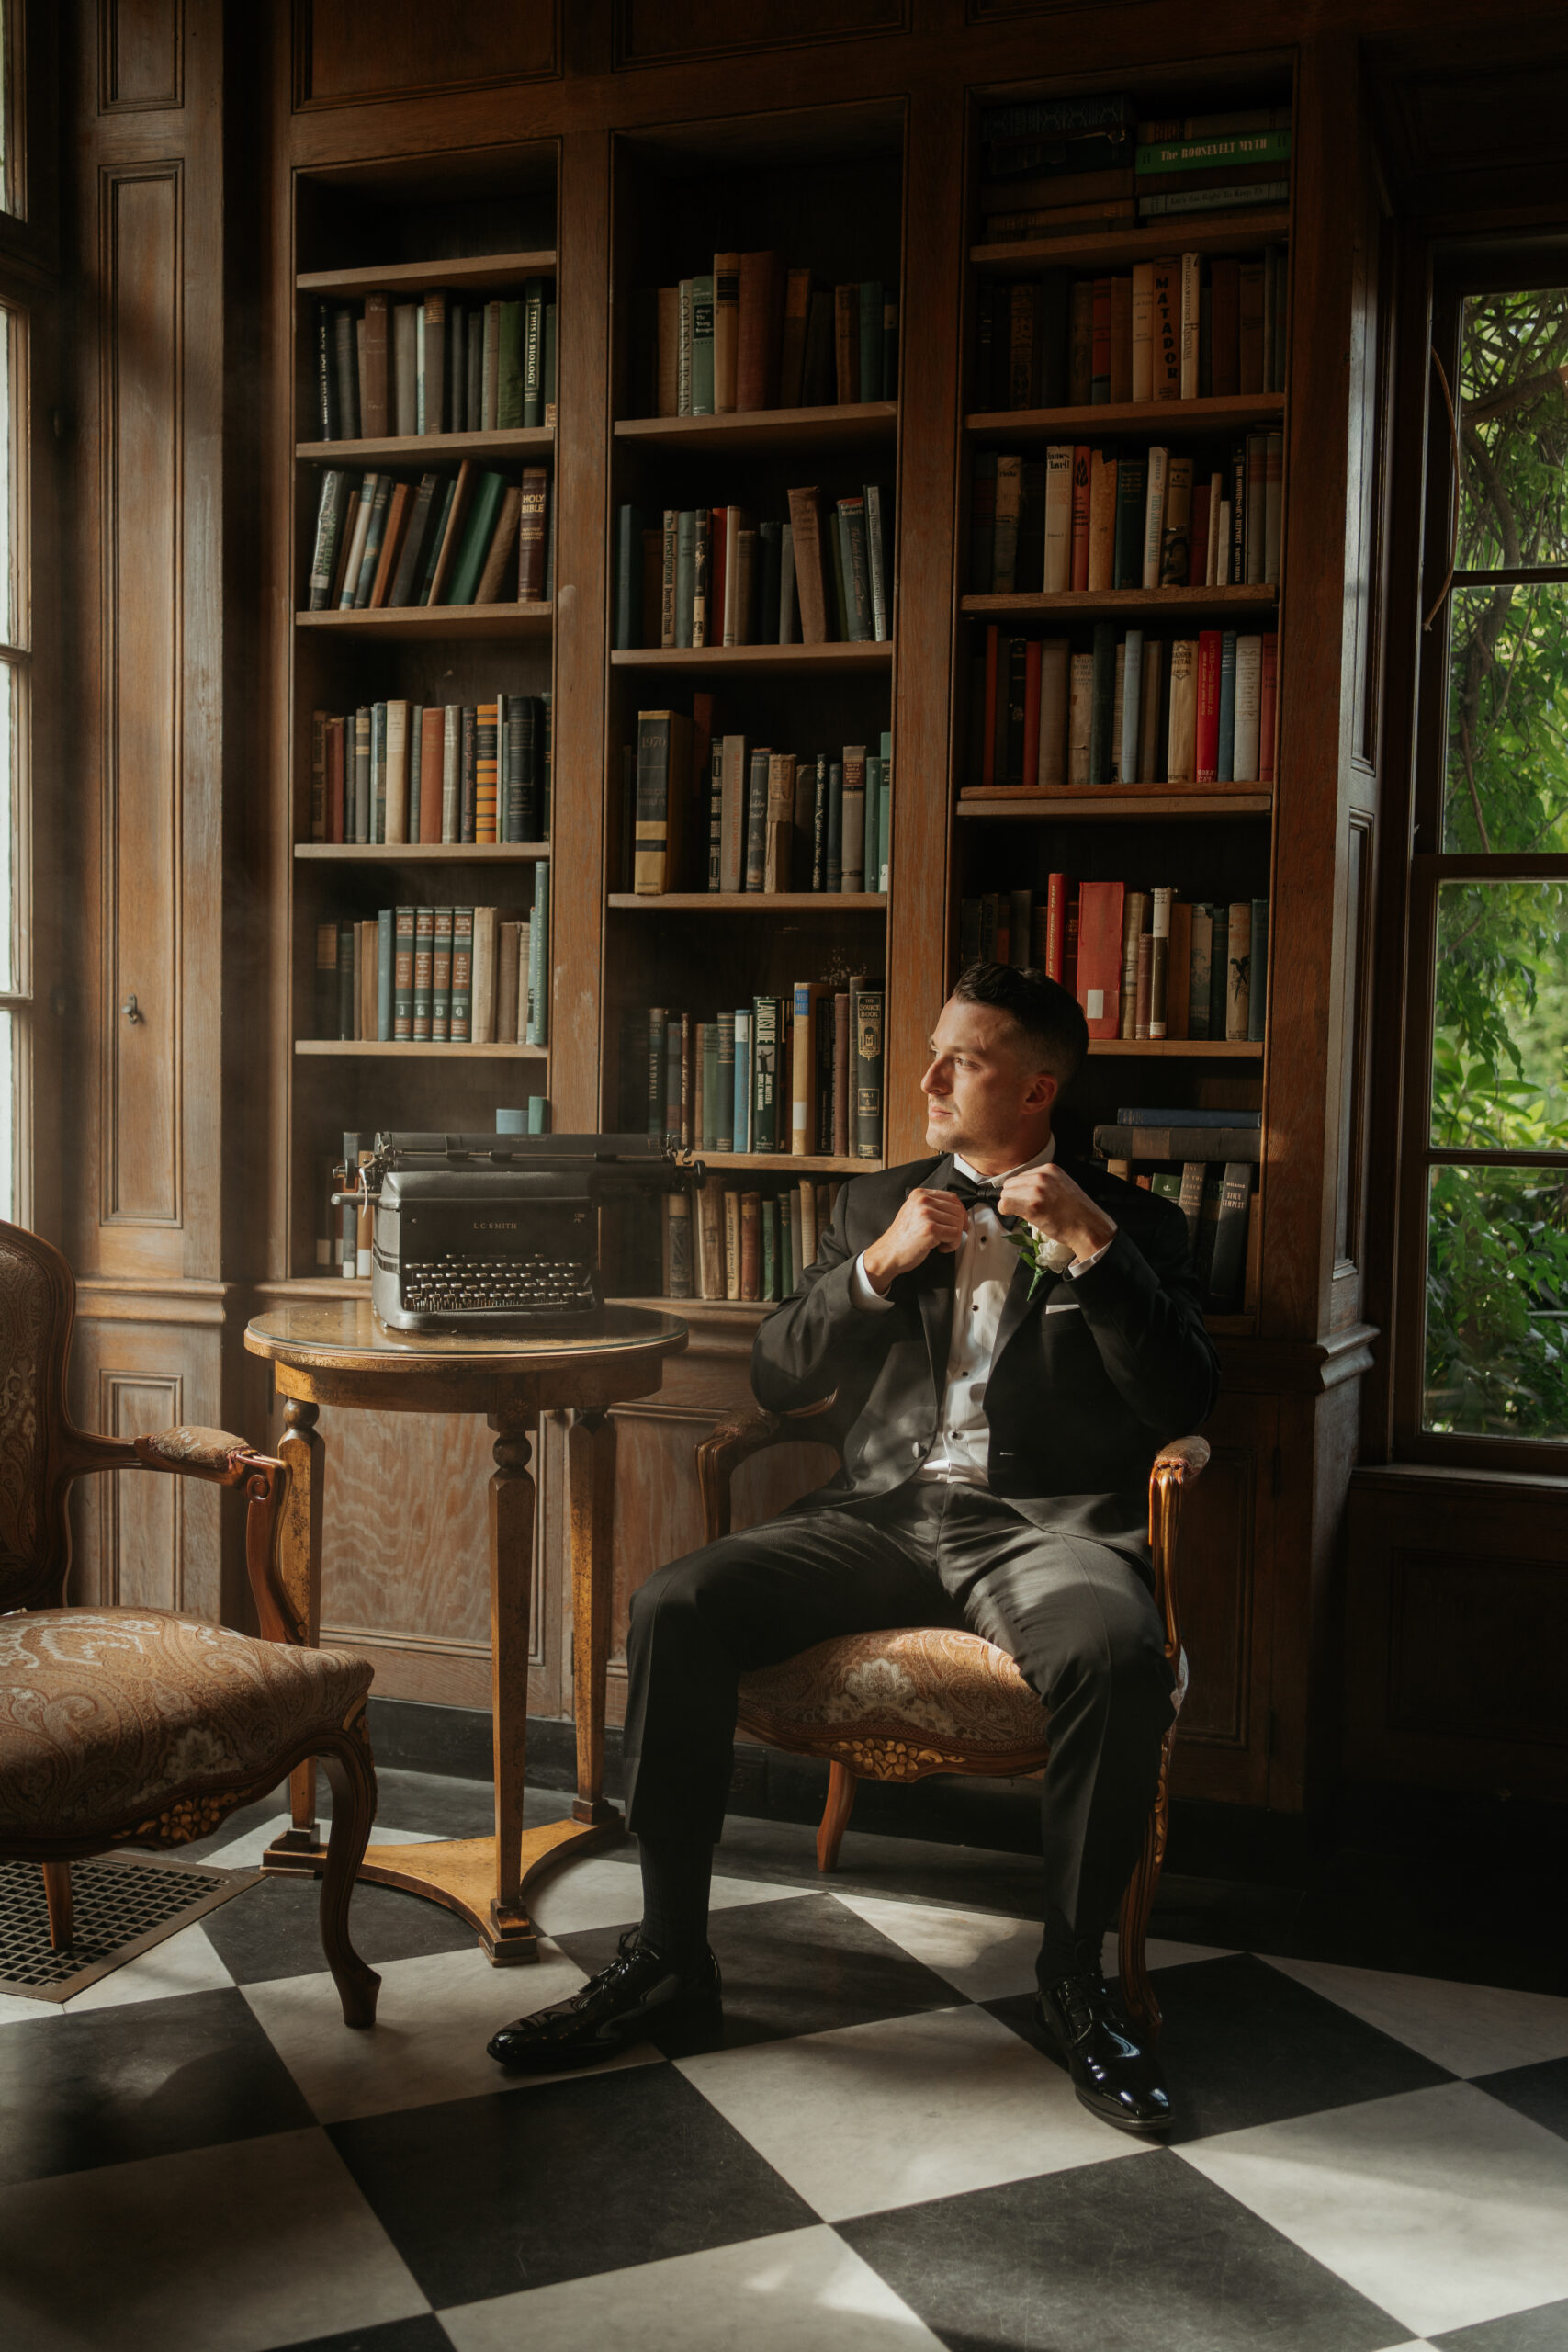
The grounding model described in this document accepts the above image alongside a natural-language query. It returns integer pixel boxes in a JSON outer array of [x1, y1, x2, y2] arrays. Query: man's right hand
[[860, 1188, 969, 1295]]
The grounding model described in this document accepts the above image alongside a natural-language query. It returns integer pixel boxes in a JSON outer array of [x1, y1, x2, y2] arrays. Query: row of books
[[644, 264, 897, 417], [970, 627, 1278, 792], [1101, 1158, 1255, 1310], [614, 485, 890, 650], [625, 718, 893, 896], [975, 250, 1287, 413], [307, 694, 551, 846], [318, 1111, 553, 1275], [309, 284, 556, 442], [312, 885, 550, 1046], [628, 981, 886, 1161], [660, 1174, 844, 1305], [972, 436, 1281, 595], [306, 459, 550, 612], [962, 883, 1268, 1042], [978, 93, 1291, 240]]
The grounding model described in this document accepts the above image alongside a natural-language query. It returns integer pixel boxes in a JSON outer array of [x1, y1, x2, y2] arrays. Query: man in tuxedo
[[490, 963, 1220, 2131]]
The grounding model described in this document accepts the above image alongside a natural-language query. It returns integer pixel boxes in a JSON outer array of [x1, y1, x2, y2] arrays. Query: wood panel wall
[[55, 0, 1568, 1810]]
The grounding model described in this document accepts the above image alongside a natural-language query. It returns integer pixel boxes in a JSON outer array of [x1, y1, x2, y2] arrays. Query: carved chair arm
[[696, 1396, 840, 1544], [1147, 1434, 1210, 1670]]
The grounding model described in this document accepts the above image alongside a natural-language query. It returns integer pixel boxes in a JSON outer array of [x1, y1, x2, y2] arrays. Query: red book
[[709, 507, 728, 638], [1091, 277, 1111, 396], [1075, 879, 1124, 1037], [1194, 630, 1223, 784], [1064, 890, 1080, 999], [1259, 631, 1278, 785], [1044, 870, 1075, 983], [326, 716, 345, 843], [1021, 639, 1043, 790], [419, 706, 444, 844], [981, 625, 1000, 789], [1070, 445, 1091, 591]]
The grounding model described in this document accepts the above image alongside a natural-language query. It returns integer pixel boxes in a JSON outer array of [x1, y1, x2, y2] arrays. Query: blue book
[[1117, 1104, 1261, 1128], [376, 908, 394, 1041], [733, 1010, 751, 1154], [528, 1096, 548, 1134], [1216, 631, 1237, 783]]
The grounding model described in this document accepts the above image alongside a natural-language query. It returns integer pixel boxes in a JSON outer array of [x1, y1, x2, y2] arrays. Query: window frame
[[1393, 251, 1568, 1471]]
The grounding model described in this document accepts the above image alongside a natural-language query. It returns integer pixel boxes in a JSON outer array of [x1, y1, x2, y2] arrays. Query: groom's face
[[919, 996, 1056, 1165]]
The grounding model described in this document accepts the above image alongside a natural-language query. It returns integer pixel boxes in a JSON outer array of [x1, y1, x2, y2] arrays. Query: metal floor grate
[[0, 1854, 260, 2003]]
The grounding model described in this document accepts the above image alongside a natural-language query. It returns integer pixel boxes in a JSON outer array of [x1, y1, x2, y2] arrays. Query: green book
[[690, 272, 716, 416], [701, 1023, 721, 1150], [449, 906, 475, 1044], [498, 299, 524, 428], [542, 300, 557, 423], [675, 509, 696, 647], [752, 995, 782, 1151], [522, 278, 547, 427], [1113, 455, 1145, 590], [1089, 621, 1117, 787], [446, 469, 510, 606], [852, 983, 885, 1161], [858, 280, 883, 401], [431, 905, 454, 1042], [392, 904, 415, 1039], [526, 862, 549, 1045], [1150, 1169, 1184, 1208], [716, 1012, 736, 1152]]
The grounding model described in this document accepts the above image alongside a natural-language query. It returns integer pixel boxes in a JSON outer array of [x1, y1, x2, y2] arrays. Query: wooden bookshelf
[[963, 587, 1278, 618], [608, 892, 887, 911], [297, 427, 555, 464], [957, 790, 1272, 818], [1086, 1039, 1263, 1058], [970, 209, 1292, 274], [296, 602, 554, 640], [615, 401, 897, 454], [610, 642, 890, 675], [967, 392, 1285, 441], [295, 1042, 549, 1060], [295, 843, 551, 862], [297, 250, 558, 299], [691, 1152, 878, 1175]]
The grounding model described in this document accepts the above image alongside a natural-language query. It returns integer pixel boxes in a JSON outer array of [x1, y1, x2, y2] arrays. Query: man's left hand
[[997, 1163, 1118, 1265]]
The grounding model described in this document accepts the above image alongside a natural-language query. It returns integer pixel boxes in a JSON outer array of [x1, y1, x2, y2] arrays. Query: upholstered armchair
[[696, 1398, 1207, 2037], [0, 1219, 379, 2025]]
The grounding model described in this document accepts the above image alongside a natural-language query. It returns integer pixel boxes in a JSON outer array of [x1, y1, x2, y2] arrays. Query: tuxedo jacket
[[750, 1152, 1221, 1555]]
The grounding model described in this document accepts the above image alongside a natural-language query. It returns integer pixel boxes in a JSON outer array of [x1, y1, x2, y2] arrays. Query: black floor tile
[[987, 1953, 1454, 2142], [199, 1871, 476, 1984], [330, 2063, 814, 2305], [261, 2322, 452, 2352], [840, 2146, 1403, 2352], [1471, 2056, 1568, 2143], [1434, 2300, 1568, 2350], [710, 1812, 1054, 1921], [552, 1892, 966, 2054], [0, 1985, 315, 2186]]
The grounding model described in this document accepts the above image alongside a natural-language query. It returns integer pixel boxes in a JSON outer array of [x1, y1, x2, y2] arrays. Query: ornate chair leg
[[1117, 1724, 1176, 2042], [317, 1728, 381, 2028], [817, 1759, 860, 1873], [42, 1862, 73, 1950]]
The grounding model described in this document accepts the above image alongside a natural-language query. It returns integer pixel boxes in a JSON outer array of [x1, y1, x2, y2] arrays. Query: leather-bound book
[[361, 293, 389, 436], [737, 251, 782, 410], [785, 486, 829, 645]]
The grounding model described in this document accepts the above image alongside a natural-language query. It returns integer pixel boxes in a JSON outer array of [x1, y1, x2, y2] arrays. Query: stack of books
[[976, 247, 1288, 409], [306, 458, 551, 612], [661, 1170, 847, 1303], [1134, 110, 1292, 226], [615, 486, 890, 649], [309, 282, 555, 440], [959, 883, 1269, 1044], [625, 980, 886, 1161], [971, 435, 1282, 594], [968, 626, 1278, 791], [310, 693, 550, 845], [642, 258, 897, 416], [977, 95, 1290, 243], [624, 709, 892, 895], [1093, 1105, 1262, 1311], [313, 884, 549, 1046]]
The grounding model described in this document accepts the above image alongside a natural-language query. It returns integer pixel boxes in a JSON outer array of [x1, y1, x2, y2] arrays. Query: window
[[1408, 274, 1568, 1456]]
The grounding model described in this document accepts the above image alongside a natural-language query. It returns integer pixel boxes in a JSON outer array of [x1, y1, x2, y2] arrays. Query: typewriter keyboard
[[401, 1254, 596, 1312]]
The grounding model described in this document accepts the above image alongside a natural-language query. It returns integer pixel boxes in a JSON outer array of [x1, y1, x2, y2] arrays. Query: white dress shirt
[[849, 1142, 1113, 1487]]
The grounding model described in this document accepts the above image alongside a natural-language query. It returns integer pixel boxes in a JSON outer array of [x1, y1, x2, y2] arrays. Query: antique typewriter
[[340, 1131, 700, 1334]]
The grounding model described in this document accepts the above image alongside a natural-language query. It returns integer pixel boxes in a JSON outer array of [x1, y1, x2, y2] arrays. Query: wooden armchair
[[696, 1400, 1206, 2038], [0, 1220, 379, 2025]]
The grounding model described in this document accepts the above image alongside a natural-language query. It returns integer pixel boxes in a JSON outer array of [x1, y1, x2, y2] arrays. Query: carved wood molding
[[98, 0, 185, 114]]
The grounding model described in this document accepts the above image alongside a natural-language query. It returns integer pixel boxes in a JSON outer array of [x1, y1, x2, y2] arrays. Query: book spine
[[791, 982, 815, 1156], [744, 746, 770, 891], [852, 986, 885, 1161], [526, 863, 548, 1046], [840, 745, 866, 891], [1149, 886, 1171, 1039]]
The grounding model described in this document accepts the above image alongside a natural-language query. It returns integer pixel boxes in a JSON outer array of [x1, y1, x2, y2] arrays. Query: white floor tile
[[0, 2126, 427, 2352], [527, 1852, 814, 1939], [440, 2223, 948, 2352], [1179, 2079, 1568, 2340], [679, 1999, 1150, 2222], [0, 1989, 58, 2026], [1262, 1953, 1568, 2078], [832, 1891, 1233, 2001], [243, 1939, 656, 2122], [62, 1921, 236, 2012], [202, 1815, 441, 1870]]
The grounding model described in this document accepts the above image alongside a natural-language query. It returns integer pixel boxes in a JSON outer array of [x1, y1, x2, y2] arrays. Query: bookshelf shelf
[[966, 393, 1285, 442], [970, 211, 1292, 275], [297, 427, 555, 465], [295, 602, 554, 640], [1086, 1040, 1262, 1057], [610, 642, 890, 676], [295, 1041, 548, 1059], [957, 791, 1271, 820], [609, 1294, 771, 1323], [963, 588, 1277, 620], [295, 843, 551, 862], [297, 251, 558, 299], [615, 402, 897, 454], [690, 1152, 880, 1175], [608, 892, 887, 911]]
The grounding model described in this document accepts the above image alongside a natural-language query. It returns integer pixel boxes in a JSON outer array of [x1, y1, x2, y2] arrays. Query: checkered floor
[[3, 1770, 1566, 2352]]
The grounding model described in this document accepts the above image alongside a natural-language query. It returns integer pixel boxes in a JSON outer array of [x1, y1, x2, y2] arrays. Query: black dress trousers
[[621, 1480, 1176, 1961]]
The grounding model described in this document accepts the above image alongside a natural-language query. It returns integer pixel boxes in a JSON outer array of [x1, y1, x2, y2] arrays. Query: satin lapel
[[989, 1149, 1100, 1370], [915, 1154, 957, 1400]]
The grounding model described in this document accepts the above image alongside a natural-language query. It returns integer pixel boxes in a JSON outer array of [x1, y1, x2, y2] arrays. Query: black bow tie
[[949, 1173, 1021, 1230]]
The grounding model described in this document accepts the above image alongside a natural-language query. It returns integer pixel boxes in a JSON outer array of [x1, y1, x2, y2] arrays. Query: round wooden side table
[[243, 1299, 687, 1964]]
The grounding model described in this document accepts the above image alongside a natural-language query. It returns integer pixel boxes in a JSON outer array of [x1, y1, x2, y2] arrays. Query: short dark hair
[[952, 961, 1089, 1089]]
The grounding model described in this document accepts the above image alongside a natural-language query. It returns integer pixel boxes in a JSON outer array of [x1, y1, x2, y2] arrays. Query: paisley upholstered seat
[[0, 1610, 373, 1845]]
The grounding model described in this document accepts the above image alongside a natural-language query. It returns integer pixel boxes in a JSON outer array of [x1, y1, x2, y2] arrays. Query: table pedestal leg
[[266, 1396, 326, 1864], [569, 1408, 621, 1829]]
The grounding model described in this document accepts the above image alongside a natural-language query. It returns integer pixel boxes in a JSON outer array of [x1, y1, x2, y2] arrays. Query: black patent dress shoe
[[486, 1929, 722, 2073], [1035, 1968, 1174, 2134]]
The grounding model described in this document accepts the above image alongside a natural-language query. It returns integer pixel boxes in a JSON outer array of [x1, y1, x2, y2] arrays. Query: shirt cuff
[[850, 1251, 897, 1311], [1066, 1233, 1115, 1278]]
